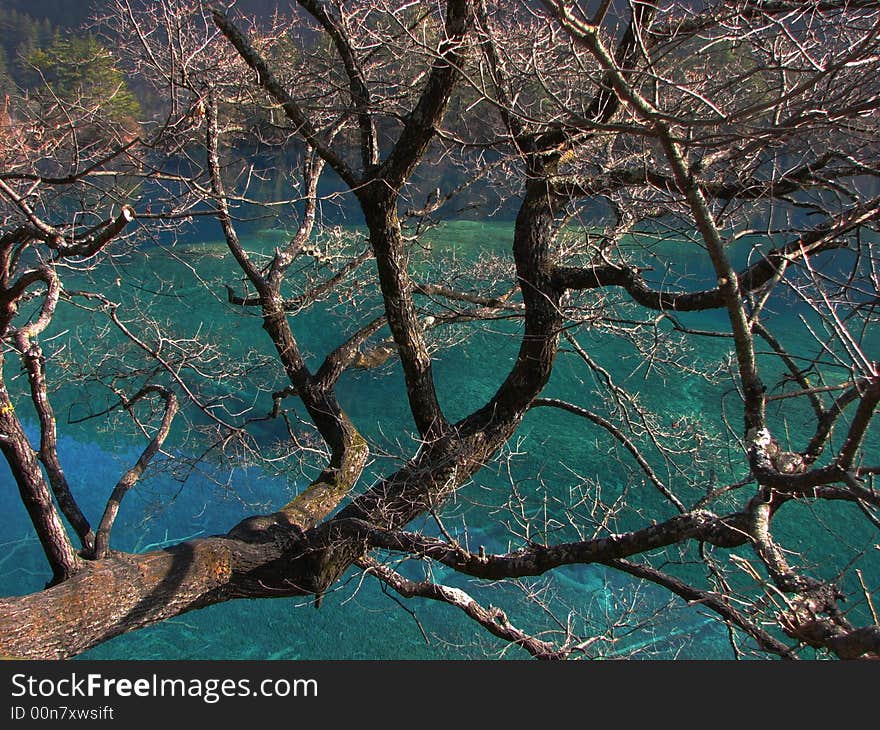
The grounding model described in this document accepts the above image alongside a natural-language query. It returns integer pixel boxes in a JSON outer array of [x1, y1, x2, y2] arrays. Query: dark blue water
[[1, 221, 876, 659]]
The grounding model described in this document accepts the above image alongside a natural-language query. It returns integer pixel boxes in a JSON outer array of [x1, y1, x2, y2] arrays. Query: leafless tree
[[0, 0, 879, 660]]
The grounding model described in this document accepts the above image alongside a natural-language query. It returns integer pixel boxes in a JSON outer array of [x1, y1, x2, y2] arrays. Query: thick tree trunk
[[0, 420, 371, 659], [361, 197, 447, 439], [0, 532, 309, 659]]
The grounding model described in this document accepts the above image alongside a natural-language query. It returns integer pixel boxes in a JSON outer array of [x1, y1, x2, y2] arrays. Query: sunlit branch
[[357, 555, 568, 659]]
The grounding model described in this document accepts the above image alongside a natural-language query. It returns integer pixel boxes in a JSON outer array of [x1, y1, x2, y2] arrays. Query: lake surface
[[1, 220, 876, 659]]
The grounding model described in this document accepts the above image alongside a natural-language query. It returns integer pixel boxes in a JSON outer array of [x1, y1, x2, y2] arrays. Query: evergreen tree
[[28, 32, 140, 124]]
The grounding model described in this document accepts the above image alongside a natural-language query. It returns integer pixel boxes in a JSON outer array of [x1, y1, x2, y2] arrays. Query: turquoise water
[[1, 220, 877, 659]]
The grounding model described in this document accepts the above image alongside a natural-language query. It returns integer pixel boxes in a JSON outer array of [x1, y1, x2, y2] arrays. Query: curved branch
[[343, 510, 748, 581], [748, 498, 880, 659], [0, 176, 135, 259], [314, 315, 387, 390], [608, 558, 798, 659], [804, 379, 871, 464], [10, 268, 94, 554], [554, 195, 871, 311], [530, 397, 685, 513], [93, 386, 180, 559], [358, 556, 567, 659]]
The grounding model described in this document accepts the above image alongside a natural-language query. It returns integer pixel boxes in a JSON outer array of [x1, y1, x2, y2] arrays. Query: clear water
[[1, 220, 877, 660]]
